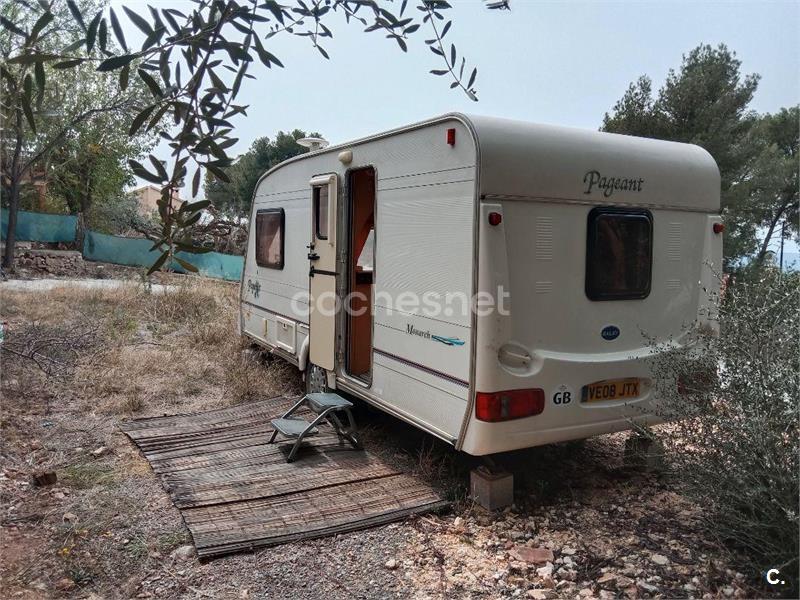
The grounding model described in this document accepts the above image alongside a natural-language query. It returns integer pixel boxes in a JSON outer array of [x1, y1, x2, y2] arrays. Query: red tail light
[[475, 389, 545, 422]]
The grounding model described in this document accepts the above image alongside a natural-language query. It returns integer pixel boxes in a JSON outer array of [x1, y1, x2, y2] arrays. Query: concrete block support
[[470, 466, 513, 510], [624, 433, 665, 471]]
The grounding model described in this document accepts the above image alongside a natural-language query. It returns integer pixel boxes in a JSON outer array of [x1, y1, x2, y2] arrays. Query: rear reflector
[[713, 222, 725, 234], [475, 389, 545, 422]]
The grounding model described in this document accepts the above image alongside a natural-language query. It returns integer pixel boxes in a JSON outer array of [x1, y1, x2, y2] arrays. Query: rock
[[509, 545, 554, 565], [536, 563, 553, 578], [650, 553, 669, 566], [55, 578, 75, 592], [561, 546, 577, 556], [453, 516, 464, 529], [597, 572, 617, 586], [598, 590, 615, 600], [31, 471, 57, 487], [540, 576, 556, 589], [172, 545, 195, 561], [527, 590, 554, 599], [62, 512, 78, 523], [721, 587, 734, 597], [637, 580, 659, 593], [578, 588, 594, 597], [91, 446, 108, 457], [615, 576, 634, 588], [385, 559, 398, 570], [30, 440, 42, 450]]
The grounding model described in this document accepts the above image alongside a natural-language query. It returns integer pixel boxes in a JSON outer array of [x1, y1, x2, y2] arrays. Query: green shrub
[[650, 268, 799, 596]]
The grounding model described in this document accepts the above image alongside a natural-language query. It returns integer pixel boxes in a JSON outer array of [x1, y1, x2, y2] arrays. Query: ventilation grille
[[535, 217, 553, 261], [667, 222, 682, 262]]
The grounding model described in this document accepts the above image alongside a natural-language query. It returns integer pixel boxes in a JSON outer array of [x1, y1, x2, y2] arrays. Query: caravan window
[[586, 207, 652, 300], [314, 185, 328, 240], [255, 208, 284, 269]]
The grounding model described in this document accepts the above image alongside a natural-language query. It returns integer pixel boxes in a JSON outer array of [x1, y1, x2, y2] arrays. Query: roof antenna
[[297, 137, 330, 152]]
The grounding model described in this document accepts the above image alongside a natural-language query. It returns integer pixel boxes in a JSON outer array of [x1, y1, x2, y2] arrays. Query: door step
[[268, 392, 361, 462], [270, 417, 319, 439]]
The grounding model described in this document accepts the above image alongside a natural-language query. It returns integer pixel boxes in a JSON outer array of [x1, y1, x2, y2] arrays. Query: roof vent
[[297, 137, 329, 152]]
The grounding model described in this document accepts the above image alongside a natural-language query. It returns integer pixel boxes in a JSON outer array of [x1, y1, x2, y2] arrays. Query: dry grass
[[0, 278, 302, 417]]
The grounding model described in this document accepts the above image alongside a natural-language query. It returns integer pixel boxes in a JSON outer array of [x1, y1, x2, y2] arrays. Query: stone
[[637, 580, 659, 593], [91, 446, 108, 457], [31, 471, 57, 487], [536, 563, 553, 577], [55, 578, 75, 592], [578, 588, 594, 597], [597, 572, 617, 586], [615, 576, 634, 588], [509, 545, 554, 565], [527, 590, 553, 600], [561, 546, 577, 555], [385, 559, 398, 570], [470, 466, 514, 511], [172, 545, 195, 561], [650, 553, 669, 566], [453, 516, 464, 529], [541, 576, 556, 589], [62, 512, 78, 523]]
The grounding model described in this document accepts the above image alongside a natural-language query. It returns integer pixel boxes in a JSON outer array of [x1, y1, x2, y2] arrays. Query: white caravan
[[239, 114, 722, 455]]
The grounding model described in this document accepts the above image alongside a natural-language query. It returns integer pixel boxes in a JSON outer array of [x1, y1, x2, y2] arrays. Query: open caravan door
[[308, 174, 338, 371]]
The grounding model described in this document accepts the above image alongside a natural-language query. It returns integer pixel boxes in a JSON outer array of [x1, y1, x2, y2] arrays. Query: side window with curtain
[[255, 208, 284, 269]]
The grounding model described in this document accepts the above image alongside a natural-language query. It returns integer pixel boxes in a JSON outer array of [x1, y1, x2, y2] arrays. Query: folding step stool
[[268, 392, 362, 462]]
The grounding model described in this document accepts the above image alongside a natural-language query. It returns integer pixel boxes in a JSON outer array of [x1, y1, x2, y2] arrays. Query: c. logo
[[766, 569, 784, 585]]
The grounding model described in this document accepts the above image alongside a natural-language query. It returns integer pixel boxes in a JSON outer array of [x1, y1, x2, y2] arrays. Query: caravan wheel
[[306, 363, 328, 394]]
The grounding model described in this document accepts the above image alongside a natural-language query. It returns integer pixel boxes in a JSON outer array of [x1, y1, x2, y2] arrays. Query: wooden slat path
[[120, 396, 448, 559]]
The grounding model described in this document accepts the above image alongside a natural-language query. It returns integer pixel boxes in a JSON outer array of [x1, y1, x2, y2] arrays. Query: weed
[[62, 463, 116, 489]]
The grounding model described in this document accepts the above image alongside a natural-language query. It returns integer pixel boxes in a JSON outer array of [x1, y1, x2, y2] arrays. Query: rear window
[[586, 207, 652, 301], [255, 208, 284, 269]]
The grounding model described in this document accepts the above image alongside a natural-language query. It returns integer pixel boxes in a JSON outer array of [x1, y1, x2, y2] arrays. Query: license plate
[[582, 378, 641, 402]]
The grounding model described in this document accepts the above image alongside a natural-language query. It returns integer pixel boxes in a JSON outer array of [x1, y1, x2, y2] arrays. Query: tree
[[1, 0, 507, 274], [205, 129, 319, 217], [748, 107, 799, 266], [46, 100, 155, 220], [602, 44, 761, 266], [0, 0, 151, 269]]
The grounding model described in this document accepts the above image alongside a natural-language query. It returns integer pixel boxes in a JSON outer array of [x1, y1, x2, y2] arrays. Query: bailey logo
[[601, 325, 620, 341], [406, 324, 465, 346], [583, 170, 644, 198]]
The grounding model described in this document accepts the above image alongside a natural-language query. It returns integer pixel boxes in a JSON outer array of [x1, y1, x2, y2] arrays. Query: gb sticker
[[552, 384, 575, 406]]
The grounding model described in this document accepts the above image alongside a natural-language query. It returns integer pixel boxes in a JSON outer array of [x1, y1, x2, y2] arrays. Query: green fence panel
[[1, 209, 77, 243], [82, 231, 243, 281]]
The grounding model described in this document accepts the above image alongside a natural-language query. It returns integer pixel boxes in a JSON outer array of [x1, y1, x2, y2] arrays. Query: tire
[[305, 362, 328, 394]]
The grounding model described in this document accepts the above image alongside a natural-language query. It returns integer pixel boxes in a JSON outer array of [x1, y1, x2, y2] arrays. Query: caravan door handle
[[307, 252, 320, 261]]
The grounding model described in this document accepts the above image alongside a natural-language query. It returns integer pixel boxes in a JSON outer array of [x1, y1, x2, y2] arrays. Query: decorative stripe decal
[[241, 300, 308, 326], [373, 348, 469, 388]]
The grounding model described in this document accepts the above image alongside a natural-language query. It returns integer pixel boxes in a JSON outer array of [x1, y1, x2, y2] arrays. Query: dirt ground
[[0, 268, 775, 599]]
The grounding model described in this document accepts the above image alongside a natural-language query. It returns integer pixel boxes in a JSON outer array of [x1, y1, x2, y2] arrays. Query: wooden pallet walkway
[[120, 396, 447, 559]]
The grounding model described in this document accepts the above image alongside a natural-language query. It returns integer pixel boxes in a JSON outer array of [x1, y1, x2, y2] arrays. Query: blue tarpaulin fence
[[83, 231, 243, 281], [1, 208, 78, 243], [2, 209, 243, 282]]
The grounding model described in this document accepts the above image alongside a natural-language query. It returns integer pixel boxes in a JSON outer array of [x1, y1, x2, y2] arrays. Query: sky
[[115, 0, 799, 254]]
